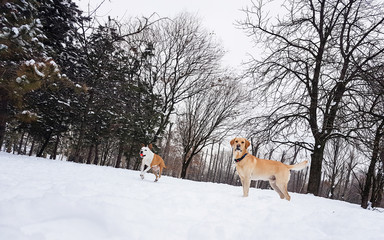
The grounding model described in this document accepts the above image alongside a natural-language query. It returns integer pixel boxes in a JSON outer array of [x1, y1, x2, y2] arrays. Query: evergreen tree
[[20, 0, 88, 157], [0, 0, 48, 148], [67, 20, 163, 166]]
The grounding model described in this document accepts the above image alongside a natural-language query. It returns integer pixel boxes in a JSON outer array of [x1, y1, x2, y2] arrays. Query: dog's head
[[230, 137, 250, 153], [140, 143, 153, 158]]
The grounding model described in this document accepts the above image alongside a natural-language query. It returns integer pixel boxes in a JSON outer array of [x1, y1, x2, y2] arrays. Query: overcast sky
[[75, 0, 257, 69]]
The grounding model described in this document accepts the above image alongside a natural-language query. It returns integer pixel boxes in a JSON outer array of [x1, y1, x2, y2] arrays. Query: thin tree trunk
[[212, 143, 221, 182], [17, 131, 25, 154], [23, 133, 30, 155], [361, 120, 384, 209], [94, 143, 99, 165], [37, 132, 52, 158], [50, 134, 60, 160], [101, 139, 111, 166], [180, 155, 189, 179], [86, 144, 94, 165], [0, 90, 9, 149], [29, 139, 35, 156], [199, 150, 208, 181], [197, 153, 204, 181], [115, 140, 124, 168], [126, 145, 134, 169], [206, 141, 215, 181], [341, 153, 355, 200], [225, 154, 233, 184], [163, 123, 173, 160], [217, 149, 225, 183]]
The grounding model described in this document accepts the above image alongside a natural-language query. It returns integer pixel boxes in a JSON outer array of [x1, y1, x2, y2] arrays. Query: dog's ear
[[140, 143, 145, 148], [245, 139, 250, 149], [230, 138, 236, 146], [148, 143, 153, 150]]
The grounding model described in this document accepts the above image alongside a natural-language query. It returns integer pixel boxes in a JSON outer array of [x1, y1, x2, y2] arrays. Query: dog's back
[[151, 154, 166, 168]]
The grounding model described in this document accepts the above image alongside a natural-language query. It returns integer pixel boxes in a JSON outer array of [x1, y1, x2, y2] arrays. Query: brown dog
[[230, 137, 308, 200]]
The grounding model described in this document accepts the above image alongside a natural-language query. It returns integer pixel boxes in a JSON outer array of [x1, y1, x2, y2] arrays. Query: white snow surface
[[0, 152, 383, 240]]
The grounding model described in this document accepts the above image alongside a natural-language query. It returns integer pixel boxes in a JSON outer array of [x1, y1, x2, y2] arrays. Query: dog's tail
[[287, 160, 308, 171], [161, 162, 166, 168]]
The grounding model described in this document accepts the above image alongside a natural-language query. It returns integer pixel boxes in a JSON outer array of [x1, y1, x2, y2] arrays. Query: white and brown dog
[[230, 137, 308, 200], [139, 144, 166, 182]]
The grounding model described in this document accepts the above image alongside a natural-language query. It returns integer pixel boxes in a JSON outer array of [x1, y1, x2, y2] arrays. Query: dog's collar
[[234, 153, 248, 162]]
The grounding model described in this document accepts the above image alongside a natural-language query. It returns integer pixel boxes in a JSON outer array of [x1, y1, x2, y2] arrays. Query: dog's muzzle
[[235, 145, 242, 151], [140, 152, 145, 158]]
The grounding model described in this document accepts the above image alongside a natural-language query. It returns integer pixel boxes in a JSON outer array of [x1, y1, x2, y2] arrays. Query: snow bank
[[0, 152, 383, 240]]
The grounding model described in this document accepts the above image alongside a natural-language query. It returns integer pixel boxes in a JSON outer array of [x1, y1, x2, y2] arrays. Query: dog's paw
[[140, 174, 144, 180], [154, 178, 158, 182]]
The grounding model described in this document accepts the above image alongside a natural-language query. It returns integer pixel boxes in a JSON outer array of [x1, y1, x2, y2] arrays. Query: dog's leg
[[140, 165, 152, 179], [276, 181, 291, 201], [239, 175, 250, 197], [242, 176, 251, 197], [151, 165, 160, 182], [153, 169, 159, 182], [239, 175, 245, 196], [140, 162, 146, 179], [159, 166, 163, 179], [269, 177, 284, 199]]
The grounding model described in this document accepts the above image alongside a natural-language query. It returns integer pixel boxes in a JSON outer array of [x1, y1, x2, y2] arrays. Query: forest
[[1, 0, 383, 209]]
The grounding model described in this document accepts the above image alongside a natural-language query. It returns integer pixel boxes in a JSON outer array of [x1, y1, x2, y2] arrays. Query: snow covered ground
[[0, 152, 383, 240]]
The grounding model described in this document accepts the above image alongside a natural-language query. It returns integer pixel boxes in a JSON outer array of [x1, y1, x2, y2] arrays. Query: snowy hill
[[0, 152, 383, 240]]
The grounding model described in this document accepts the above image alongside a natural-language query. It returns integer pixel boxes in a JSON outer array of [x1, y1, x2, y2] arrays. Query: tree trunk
[[341, 153, 355, 200], [180, 148, 199, 179], [23, 133, 30, 155], [199, 150, 208, 181], [126, 145, 134, 169], [0, 89, 9, 149], [115, 140, 124, 168], [101, 139, 111, 166], [372, 153, 384, 207], [180, 156, 189, 179], [70, 91, 93, 163], [37, 132, 52, 157], [94, 143, 99, 165], [86, 144, 94, 164], [163, 123, 173, 160], [307, 142, 325, 196], [361, 120, 384, 209], [212, 143, 221, 182], [50, 134, 60, 160], [17, 131, 25, 154], [217, 149, 225, 183], [29, 139, 35, 156], [206, 141, 215, 181], [225, 154, 233, 183]]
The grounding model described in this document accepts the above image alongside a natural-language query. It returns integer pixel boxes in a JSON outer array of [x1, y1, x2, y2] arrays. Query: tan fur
[[150, 153, 166, 180], [230, 137, 308, 201]]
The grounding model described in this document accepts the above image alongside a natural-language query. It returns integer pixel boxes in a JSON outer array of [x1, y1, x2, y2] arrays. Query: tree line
[[0, 1, 242, 178], [1, 0, 383, 209]]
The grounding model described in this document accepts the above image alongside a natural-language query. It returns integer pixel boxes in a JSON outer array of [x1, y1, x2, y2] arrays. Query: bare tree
[[323, 138, 351, 199], [176, 77, 245, 179], [139, 12, 225, 143], [354, 64, 384, 208], [240, 0, 384, 195]]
